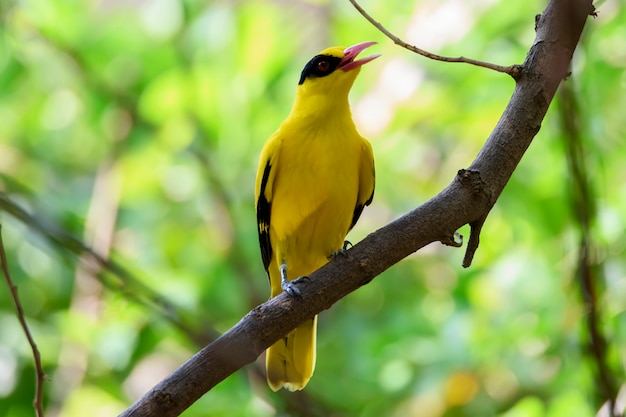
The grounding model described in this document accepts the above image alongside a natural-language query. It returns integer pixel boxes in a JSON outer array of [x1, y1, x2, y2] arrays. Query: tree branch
[[559, 79, 619, 415], [119, 0, 594, 415], [348, 0, 521, 77], [0, 225, 47, 417]]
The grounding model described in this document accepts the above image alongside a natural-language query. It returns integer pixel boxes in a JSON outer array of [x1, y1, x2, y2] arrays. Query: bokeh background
[[1, 0, 625, 416]]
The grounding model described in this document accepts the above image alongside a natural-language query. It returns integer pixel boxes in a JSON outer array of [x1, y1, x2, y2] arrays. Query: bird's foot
[[281, 278, 302, 298], [279, 262, 304, 298], [280, 276, 309, 298], [329, 240, 353, 260], [291, 275, 310, 285]]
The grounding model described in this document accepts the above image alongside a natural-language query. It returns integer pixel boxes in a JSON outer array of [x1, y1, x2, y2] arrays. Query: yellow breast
[[269, 116, 362, 270]]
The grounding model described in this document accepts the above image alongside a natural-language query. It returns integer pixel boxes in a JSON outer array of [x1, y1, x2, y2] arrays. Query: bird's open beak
[[337, 41, 381, 71]]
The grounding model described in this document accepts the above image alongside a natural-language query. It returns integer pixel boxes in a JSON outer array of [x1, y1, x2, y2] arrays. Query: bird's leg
[[280, 262, 302, 298]]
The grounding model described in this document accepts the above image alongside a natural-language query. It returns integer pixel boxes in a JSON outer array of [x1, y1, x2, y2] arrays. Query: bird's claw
[[281, 275, 310, 298], [281, 278, 303, 298], [279, 262, 302, 298], [329, 240, 352, 259], [292, 275, 310, 285]]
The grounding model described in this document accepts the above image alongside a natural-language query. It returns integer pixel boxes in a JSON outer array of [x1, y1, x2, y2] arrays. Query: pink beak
[[337, 41, 381, 71]]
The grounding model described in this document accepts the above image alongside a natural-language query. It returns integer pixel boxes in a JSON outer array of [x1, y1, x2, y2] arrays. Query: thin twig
[[0, 225, 47, 417], [348, 0, 520, 78]]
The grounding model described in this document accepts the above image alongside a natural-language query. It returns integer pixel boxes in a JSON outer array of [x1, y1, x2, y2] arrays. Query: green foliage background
[[1, 0, 625, 416]]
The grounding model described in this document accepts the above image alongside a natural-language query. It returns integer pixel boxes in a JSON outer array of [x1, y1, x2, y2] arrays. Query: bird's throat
[[289, 91, 353, 128]]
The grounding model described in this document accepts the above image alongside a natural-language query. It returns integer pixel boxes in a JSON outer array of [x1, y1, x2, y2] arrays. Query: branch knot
[[456, 169, 485, 195]]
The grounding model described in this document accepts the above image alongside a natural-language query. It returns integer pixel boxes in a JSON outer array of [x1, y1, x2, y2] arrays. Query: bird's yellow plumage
[[255, 42, 378, 391]]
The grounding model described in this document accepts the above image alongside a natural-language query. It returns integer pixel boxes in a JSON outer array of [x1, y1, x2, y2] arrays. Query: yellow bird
[[254, 41, 378, 391]]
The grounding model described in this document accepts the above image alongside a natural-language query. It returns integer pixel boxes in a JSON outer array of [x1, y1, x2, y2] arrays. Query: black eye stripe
[[298, 55, 342, 85]]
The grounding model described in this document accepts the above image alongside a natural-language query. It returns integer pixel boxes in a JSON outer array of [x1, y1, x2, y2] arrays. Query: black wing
[[349, 188, 374, 231], [349, 143, 375, 231], [257, 160, 273, 272]]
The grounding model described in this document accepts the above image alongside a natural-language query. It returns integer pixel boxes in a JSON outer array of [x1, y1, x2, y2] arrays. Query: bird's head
[[296, 41, 380, 98]]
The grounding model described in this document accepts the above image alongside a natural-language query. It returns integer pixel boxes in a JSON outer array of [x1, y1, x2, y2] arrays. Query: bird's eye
[[317, 60, 330, 72]]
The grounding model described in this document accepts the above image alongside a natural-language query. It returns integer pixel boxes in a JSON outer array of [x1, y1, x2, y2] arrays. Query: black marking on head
[[298, 55, 342, 85], [257, 160, 273, 273]]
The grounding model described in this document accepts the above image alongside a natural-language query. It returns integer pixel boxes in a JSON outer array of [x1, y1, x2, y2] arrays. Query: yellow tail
[[266, 316, 317, 391]]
